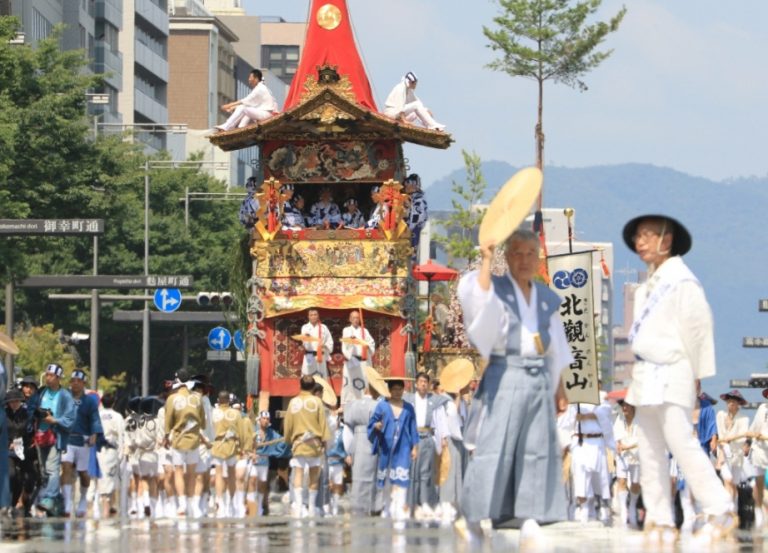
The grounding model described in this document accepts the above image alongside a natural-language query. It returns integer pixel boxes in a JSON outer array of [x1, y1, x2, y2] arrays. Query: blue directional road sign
[[153, 288, 182, 313], [233, 330, 245, 352], [208, 327, 232, 351]]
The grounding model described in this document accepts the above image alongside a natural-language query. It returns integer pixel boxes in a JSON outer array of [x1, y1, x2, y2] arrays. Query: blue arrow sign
[[208, 327, 232, 351], [233, 330, 245, 352], [153, 288, 182, 313]]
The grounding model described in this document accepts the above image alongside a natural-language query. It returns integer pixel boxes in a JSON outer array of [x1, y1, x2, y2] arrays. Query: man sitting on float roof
[[383, 72, 446, 131]]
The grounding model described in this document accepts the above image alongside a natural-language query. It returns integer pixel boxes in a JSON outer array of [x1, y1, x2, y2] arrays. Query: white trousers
[[636, 403, 731, 526], [385, 100, 444, 130], [217, 105, 273, 131]]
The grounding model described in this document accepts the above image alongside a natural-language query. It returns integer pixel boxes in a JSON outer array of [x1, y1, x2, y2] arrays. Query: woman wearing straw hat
[[716, 390, 750, 508], [621, 214, 734, 543]]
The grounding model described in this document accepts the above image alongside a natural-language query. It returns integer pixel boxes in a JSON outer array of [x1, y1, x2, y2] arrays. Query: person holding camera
[[26, 363, 76, 516]]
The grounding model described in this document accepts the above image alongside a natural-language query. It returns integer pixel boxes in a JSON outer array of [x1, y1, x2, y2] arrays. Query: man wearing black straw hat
[[621, 214, 734, 544]]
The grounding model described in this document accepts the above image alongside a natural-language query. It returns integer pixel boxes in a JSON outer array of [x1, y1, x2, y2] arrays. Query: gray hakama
[[439, 437, 467, 506], [457, 272, 573, 527], [407, 431, 437, 508], [461, 355, 567, 525], [345, 396, 382, 515]]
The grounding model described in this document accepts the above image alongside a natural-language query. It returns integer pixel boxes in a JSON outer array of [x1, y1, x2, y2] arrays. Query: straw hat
[[0, 331, 20, 355], [478, 167, 543, 247], [720, 389, 747, 406], [312, 374, 337, 407], [622, 214, 692, 256], [439, 358, 475, 394], [363, 366, 390, 399]]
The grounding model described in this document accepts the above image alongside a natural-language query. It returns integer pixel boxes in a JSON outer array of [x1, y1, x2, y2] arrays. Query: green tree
[[484, 0, 626, 209], [0, 17, 245, 392], [434, 150, 487, 267]]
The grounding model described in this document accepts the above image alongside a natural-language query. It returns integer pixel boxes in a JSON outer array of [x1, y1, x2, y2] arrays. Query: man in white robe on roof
[[216, 69, 278, 132]]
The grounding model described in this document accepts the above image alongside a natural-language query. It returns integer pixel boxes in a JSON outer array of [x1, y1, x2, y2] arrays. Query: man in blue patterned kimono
[[368, 379, 419, 521], [238, 176, 260, 229], [309, 187, 341, 229], [283, 193, 307, 229], [341, 198, 366, 228], [456, 228, 573, 541], [404, 174, 428, 249]]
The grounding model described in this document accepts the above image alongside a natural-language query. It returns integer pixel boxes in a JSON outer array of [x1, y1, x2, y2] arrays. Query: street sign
[[208, 327, 232, 351], [207, 350, 232, 361], [0, 219, 104, 235], [153, 288, 182, 313], [743, 337, 768, 348], [760, 299, 768, 312], [20, 275, 194, 289], [233, 330, 245, 352]]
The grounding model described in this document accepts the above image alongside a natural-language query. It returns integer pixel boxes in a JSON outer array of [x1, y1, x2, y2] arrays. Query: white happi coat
[[300, 322, 333, 378], [340, 324, 375, 404], [625, 256, 716, 410]]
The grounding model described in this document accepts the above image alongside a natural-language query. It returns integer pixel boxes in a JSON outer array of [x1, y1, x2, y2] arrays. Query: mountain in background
[[425, 162, 768, 401]]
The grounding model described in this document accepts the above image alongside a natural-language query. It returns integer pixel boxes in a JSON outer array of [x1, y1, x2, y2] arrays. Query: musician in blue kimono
[[404, 173, 428, 249], [341, 198, 366, 228], [248, 411, 289, 516], [367, 379, 419, 521], [280, 184, 307, 230], [309, 187, 341, 229], [238, 176, 260, 229]]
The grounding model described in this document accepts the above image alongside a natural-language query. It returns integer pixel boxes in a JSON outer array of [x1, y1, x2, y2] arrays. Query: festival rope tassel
[[316, 321, 323, 363]]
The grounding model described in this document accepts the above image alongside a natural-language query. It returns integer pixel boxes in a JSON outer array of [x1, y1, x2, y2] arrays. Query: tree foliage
[[483, 0, 626, 170], [434, 150, 487, 267], [0, 17, 245, 393]]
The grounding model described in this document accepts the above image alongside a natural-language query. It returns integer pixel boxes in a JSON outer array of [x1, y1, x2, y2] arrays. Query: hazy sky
[[244, 0, 768, 185]]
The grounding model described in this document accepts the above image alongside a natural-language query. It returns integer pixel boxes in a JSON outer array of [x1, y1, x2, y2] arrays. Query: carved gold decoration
[[376, 179, 410, 240], [251, 239, 412, 278], [298, 67, 357, 105], [316, 4, 342, 30], [253, 177, 290, 241], [301, 104, 355, 133]]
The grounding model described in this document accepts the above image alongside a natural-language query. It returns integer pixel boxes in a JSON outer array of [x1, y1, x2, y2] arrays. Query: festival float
[[209, 0, 452, 408]]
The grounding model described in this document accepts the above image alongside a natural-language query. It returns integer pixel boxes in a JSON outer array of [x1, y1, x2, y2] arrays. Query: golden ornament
[[316, 4, 342, 30]]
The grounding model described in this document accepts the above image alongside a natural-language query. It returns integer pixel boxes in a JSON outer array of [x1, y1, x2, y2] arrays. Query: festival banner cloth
[[549, 252, 600, 405]]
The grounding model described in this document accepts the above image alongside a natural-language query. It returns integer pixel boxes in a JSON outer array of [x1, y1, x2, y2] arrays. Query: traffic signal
[[196, 292, 233, 307]]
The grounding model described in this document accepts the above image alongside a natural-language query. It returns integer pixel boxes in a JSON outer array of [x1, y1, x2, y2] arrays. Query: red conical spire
[[284, 0, 377, 111]]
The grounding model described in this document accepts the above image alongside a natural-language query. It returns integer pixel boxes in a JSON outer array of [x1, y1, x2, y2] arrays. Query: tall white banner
[[549, 252, 600, 405]]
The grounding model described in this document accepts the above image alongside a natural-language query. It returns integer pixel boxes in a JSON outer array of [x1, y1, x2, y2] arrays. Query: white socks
[[330, 493, 340, 516], [63, 484, 73, 514], [617, 490, 628, 526], [308, 491, 318, 517]]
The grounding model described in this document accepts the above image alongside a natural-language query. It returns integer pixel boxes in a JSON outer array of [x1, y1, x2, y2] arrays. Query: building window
[[31, 8, 54, 42], [262, 45, 299, 85]]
